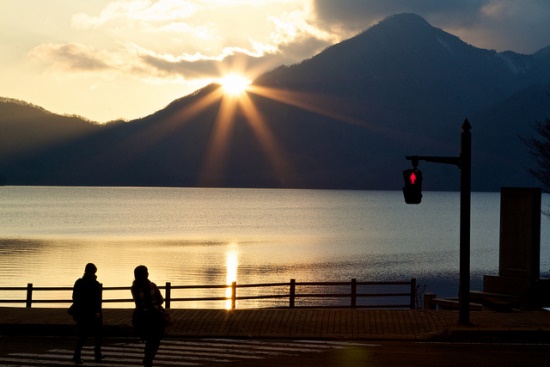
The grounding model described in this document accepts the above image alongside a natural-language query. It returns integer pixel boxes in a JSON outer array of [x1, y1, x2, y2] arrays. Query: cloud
[[72, 0, 198, 30], [31, 0, 336, 84], [310, 0, 550, 53], [33, 0, 549, 88], [312, 0, 484, 30], [28, 43, 114, 72], [134, 42, 308, 81], [27, 39, 305, 85], [466, 0, 550, 52]]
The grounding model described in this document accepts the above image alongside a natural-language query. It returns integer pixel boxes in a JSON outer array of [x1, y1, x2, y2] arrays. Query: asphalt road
[[1, 335, 549, 367]]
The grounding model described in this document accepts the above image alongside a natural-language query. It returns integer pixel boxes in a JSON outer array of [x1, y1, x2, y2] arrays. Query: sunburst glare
[[147, 66, 397, 189], [220, 74, 251, 96]]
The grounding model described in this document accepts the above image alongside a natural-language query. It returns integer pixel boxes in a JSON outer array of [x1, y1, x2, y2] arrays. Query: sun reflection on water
[[225, 242, 239, 310]]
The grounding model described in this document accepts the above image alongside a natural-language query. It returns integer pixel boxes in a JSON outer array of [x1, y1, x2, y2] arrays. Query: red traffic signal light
[[403, 168, 422, 204], [408, 171, 418, 184]]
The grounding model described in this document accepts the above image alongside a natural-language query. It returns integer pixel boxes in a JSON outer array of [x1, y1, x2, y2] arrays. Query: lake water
[[0, 186, 549, 308]]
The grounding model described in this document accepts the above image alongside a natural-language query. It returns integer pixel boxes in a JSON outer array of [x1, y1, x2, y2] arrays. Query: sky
[[1, 0, 549, 123]]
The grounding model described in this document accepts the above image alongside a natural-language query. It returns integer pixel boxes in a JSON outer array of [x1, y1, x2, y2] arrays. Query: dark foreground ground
[[1, 308, 550, 366], [1, 335, 549, 367]]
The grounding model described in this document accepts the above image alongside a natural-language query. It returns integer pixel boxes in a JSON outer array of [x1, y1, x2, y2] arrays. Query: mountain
[[0, 98, 100, 184], [1, 13, 549, 190], [0, 98, 98, 154]]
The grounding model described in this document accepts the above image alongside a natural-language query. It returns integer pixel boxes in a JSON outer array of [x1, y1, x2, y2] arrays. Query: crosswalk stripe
[[83, 348, 215, 364], [160, 340, 309, 354], [208, 338, 377, 349], [0, 356, 139, 367], [2, 338, 378, 366], [111, 343, 267, 359], [94, 345, 255, 362], [63, 346, 235, 364], [297, 339, 382, 347], [8, 353, 200, 367], [164, 339, 324, 353]]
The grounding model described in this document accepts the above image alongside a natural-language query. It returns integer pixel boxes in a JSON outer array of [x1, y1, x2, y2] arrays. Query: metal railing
[[0, 278, 417, 309]]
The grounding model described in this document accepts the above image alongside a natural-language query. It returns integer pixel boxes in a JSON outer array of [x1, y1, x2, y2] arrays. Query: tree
[[524, 118, 550, 193]]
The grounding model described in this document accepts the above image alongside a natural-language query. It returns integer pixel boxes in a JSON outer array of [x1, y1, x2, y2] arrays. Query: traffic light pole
[[405, 119, 471, 325]]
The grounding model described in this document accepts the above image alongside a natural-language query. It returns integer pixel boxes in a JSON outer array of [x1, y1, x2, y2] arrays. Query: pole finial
[[462, 118, 471, 131]]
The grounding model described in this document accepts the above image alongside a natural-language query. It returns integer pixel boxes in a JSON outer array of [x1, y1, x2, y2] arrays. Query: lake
[[0, 186, 548, 308]]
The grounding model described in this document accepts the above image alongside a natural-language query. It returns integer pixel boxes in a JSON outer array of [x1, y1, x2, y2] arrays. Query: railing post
[[410, 278, 417, 309], [231, 281, 237, 310], [289, 279, 296, 308], [351, 279, 357, 308], [424, 293, 436, 310], [165, 282, 171, 309], [98, 283, 104, 316], [26, 283, 33, 308]]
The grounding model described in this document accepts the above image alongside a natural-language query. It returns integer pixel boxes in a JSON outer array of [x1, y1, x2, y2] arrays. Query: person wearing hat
[[71, 263, 105, 364]]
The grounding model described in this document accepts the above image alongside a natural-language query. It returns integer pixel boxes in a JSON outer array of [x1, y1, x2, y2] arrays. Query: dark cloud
[[312, 0, 484, 28], [311, 0, 550, 53]]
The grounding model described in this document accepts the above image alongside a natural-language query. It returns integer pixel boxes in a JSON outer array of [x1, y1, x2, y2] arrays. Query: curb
[[2, 323, 550, 343], [440, 329, 550, 343], [0, 324, 134, 337]]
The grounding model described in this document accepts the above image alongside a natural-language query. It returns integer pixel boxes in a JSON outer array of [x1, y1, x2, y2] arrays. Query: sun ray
[[248, 85, 372, 129], [169, 86, 224, 124], [99, 60, 445, 189], [247, 85, 443, 146], [84, 85, 225, 176], [127, 85, 224, 146], [238, 93, 292, 185], [198, 91, 239, 186]]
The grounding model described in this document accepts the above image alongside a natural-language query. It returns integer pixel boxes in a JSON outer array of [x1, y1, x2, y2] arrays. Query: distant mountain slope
[[0, 98, 101, 184], [1, 13, 549, 190], [0, 98, 99, 156]]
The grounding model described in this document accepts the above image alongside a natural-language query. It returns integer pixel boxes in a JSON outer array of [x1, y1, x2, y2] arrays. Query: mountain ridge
[[1, 13, 549, 191]]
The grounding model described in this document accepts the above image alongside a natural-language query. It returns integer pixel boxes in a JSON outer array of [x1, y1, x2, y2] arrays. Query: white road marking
[[1, 338, 379, 366]]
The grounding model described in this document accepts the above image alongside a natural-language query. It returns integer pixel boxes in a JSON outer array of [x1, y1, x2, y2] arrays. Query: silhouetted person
[[131, 265, 166, 367], [71, 263, 105, 364]]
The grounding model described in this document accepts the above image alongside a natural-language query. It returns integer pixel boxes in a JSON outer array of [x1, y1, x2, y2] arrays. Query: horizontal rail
[[0, 278, 417, 310], [296, 281, 412, 286], [162, 284, 230, 290]]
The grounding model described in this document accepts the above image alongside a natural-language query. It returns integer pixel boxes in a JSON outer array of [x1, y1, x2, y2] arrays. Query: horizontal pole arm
[[406, 155, 461, 168]]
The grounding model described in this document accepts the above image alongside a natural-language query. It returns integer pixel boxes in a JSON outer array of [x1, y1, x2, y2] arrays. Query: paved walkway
[[2, 308, 550, 341]]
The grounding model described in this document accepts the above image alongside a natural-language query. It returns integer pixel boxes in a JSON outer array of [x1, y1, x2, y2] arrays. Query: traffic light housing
[[403, 168, 422, 204]]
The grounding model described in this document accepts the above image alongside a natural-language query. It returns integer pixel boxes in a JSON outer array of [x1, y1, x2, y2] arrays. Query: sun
[[220, 74, 251, 96]]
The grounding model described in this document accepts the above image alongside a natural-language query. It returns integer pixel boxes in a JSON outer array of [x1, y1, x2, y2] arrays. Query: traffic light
[[403, 168, 422, 204]]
